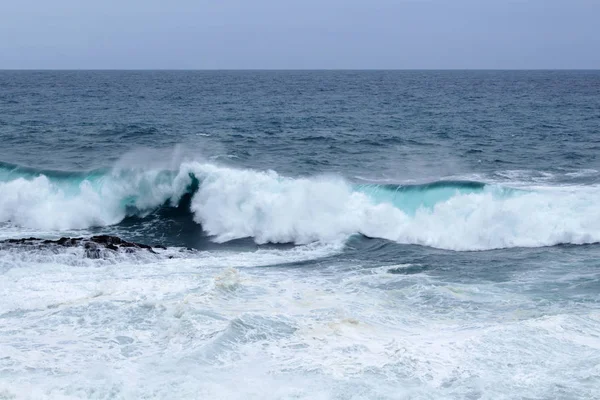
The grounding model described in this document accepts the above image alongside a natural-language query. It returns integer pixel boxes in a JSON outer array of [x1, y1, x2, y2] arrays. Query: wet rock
[[0, 235, 164, 258]]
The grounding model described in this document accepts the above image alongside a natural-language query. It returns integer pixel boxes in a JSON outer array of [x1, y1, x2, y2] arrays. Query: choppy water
[[1, 70, 599, 399]]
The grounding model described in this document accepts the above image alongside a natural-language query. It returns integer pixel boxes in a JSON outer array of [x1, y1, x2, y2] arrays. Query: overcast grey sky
[[0, 0, 598, 69]]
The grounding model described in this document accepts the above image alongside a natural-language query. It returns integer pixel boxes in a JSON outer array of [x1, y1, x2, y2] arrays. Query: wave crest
[[1, 161, 599, 250]]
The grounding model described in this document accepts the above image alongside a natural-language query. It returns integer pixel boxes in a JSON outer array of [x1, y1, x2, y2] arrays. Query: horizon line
[[1, 68, 599, 72]]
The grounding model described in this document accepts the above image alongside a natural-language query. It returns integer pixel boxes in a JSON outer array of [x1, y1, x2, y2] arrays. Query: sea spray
[[1, 161, 599, 250]]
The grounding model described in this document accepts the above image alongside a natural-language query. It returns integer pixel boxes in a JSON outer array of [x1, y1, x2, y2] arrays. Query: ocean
[[1, 70, 599, 399]]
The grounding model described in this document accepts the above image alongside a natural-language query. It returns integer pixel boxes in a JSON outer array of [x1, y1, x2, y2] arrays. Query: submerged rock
[[0, 235, 165, 258]]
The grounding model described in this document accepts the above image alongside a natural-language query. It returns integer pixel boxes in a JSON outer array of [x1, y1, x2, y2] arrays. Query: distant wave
[[1, 160, 599, 251]]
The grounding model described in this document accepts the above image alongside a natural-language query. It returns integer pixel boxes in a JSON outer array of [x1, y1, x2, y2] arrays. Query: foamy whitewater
[[1, 161, 600, 250], [1, 70, 600, 399]]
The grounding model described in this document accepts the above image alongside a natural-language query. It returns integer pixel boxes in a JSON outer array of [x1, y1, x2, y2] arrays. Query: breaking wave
[[1, 160, 599, 251]]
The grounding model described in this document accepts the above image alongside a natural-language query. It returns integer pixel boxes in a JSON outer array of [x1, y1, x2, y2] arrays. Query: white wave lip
[[0, 175, 120, 230], [1, 161, 600, 251]]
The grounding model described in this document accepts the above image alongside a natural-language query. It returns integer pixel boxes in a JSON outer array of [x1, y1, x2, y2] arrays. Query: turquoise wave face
[[0, 162, 197, 218], [354, 180, 522, 215], [1, 160, 598, 250], [1, 162, 523, 218], [0, 162, 107, 183]]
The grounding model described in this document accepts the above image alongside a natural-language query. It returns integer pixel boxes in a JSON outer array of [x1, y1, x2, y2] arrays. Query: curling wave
[[1, 161, 599, 250]]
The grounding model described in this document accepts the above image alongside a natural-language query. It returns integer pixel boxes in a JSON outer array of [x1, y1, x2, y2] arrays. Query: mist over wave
[[1, 158, 599, 251]]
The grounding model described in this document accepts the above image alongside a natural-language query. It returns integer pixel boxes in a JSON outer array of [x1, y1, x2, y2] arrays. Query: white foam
[[184, 163, 600, 250], [1, 161, 600, 250], [0, 176, 123, 230], [2, 254, 598, 399]]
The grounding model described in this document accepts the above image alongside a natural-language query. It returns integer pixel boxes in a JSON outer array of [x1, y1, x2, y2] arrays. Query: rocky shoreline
[[0, 235, 166, 258]]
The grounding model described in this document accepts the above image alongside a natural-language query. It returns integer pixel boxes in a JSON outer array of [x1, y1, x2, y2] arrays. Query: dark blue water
[[2, 70, 599, 175], [1, 71, 599, 399]]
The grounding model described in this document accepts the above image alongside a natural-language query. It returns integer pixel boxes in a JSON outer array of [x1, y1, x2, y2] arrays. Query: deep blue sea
[[1, 71, 599, 399]]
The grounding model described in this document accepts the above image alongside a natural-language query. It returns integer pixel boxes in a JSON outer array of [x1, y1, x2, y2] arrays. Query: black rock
[[0, 235, 164, 258]]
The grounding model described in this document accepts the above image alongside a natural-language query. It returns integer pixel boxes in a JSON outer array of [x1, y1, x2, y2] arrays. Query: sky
[[0, 0, 599, 69]]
